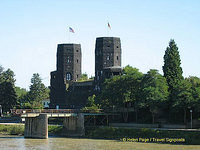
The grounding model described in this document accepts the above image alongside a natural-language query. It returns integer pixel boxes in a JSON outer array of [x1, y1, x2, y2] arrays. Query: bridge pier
[[63, 113, 85, 136], [24, 114, 48, 139]]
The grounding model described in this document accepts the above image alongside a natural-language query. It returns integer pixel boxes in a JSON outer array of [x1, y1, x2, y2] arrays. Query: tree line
[[0, 67, 49, 113], [94, 39, 200, 124]]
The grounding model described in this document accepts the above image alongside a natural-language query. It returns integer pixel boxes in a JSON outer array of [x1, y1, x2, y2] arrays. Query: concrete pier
[[63, 113, 85, 136], [24, 114, 48, 139]]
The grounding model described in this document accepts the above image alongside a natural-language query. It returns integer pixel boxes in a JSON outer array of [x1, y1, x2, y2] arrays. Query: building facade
[[50, 37, 122, 109], [50, 44, 82, 108], [94, 37, 122, 91]]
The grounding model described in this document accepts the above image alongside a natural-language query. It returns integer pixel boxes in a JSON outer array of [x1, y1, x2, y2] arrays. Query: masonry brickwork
[[50, 37, 122, 109]]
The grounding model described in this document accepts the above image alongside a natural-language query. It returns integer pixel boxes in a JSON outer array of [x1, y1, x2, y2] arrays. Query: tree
[[163, 39, 183, 102], [82, 95, 100, 112], [15, 87, 28, 108], [27, 73, 48, 109], [78, 73, 88, 81], [186, 76, 200, 112], [99, 66, 143, 122], [123, 65, 143, 122], [172, 79, 193, 124], [1, 69, 16, 85], [0, 82, 17, 112], [0, 67, 17, 112], [140, 69, 169, 124]]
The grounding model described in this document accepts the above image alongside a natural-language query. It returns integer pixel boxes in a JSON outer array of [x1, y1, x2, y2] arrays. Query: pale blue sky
[[0, 0, 200, 89]]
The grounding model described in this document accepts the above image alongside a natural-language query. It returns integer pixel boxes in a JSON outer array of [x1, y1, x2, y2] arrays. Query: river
[[0, 135, 200, 150]]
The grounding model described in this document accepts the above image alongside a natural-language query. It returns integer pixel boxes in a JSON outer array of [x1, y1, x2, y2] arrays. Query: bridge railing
[[11, 109, 104, 116], [10, 109, 81, 116]]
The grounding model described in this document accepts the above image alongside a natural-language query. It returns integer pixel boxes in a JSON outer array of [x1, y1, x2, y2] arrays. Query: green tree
[[0, 67, 17, 112], [123, 65, 143, 122], [186, 76, 200, 113], [2, 69, 16, 85], [140, 69, 169, 124], [163, 39, 183, 102], [0, 65, 4, 83], [78, 73, 88, 81], [15, 87, 28, 108], [99, 66, 143, 122], [82, 95, 100, 112], [172, 79, 193, 124], [27, 73, 48, 109]]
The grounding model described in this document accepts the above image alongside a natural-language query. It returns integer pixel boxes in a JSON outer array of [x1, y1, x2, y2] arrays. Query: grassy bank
[[0, 124, 62, 136], [0, 124, 24, 135], [86, 127, 200, 145], [1, 124, 200, 145]]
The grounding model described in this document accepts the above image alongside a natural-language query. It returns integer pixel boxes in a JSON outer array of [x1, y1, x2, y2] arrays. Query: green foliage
[[0, 124, 24, 135], [27, 73, 49, 109], [82, 95, 100, 112], [86, 94, 96, 107], [48, 125, 63, 134], [140, 69, 169, 108], [140, 69, 169, 123], [172, 79, 194, 123], [78, 73, 88, 81], [15, 87, 28, 108], [172, 79, 193, 110], [100, 66, 143, 110], [163, 39, 183, 100], [0, 124, 62, 135], [186, 76, 200, 110], [86, 127, 200, 144], [0, 67, 17, 112]]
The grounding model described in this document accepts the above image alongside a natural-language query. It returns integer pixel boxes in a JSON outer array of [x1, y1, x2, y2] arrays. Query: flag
[[69, 27, 75, 33], [108, 22, 111, 29]]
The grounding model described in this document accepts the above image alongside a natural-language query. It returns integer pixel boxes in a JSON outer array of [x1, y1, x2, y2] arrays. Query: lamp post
[[190, 110, 192, 129]]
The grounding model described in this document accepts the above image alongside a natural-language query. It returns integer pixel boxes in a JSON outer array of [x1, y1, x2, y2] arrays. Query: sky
[[0, 0, 200, 90]]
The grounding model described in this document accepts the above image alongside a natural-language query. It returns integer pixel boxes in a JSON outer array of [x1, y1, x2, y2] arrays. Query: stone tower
[[94, 37, 122, 91], [50, 44, 82, 108], [57, 44, 82, 82]]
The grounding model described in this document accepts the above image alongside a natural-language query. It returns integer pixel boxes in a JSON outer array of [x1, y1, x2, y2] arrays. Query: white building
[[42, 99, 50, 108]]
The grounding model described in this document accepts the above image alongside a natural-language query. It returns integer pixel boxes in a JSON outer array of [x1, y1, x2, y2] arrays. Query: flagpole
[[69, 32, 70, 43], [107, 21, 109, 36], [107, 21, 111, 37], [107, 26, 109, 37]]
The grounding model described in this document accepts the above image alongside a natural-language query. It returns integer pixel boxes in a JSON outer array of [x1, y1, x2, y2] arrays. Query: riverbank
[[86, 127, 200, 145], [0, 124, 200, 145], [0, 124, 62, 136]]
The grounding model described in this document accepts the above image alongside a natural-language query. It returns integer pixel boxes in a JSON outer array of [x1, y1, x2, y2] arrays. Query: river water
[[0, 135, 200, 150]]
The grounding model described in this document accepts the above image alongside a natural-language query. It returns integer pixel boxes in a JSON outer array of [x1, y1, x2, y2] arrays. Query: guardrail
[[10, 109, 104, 116]]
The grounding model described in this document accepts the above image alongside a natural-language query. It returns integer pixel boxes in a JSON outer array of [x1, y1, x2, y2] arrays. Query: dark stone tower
[[94, 37, 122, 91], [50, 44, 82, 108], [57, 44, 82, 83]]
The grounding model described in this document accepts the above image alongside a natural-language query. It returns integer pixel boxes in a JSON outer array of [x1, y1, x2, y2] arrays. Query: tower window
[[77, 59, 79, 63], [107, 56, 110, 60], [117, 56, 119, 60], [66, 73, 71, 81], [77, 75, 79, 78], [76, 50, 79, 52], [116, 46, 119, 48], [67, 57, 70, 63]]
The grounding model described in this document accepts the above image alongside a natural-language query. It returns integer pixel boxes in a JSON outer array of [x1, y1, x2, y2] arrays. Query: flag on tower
[[69, 27, 75, 33], [108, 22, 111, 29]]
